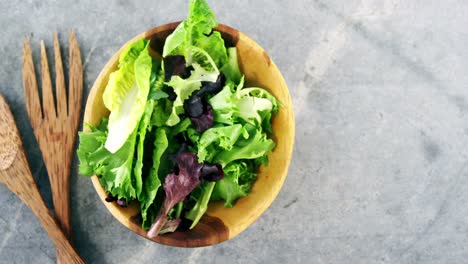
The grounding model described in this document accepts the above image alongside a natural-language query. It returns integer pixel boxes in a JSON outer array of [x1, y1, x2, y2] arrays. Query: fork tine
[[40, 41, 57, 120], [68, 31, 82, 120], [22, 37, 43, 129], [54, 33, 67, 118]]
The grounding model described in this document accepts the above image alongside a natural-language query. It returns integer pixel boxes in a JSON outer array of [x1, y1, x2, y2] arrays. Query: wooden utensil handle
[[5, 151, 84, 264], [46, 153, 72, 237], [49, 161, 72, 264], [31, 199, 84, 264], [36, 137, 74, 240], [41, 145, 73, 264], [30, 201, 84, 264]]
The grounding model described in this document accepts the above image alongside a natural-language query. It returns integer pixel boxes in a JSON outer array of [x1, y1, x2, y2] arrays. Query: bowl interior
[[83, 22, 295, 247]]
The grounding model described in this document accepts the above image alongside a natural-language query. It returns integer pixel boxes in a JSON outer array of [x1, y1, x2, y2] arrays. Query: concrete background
[[1, 0, 468, 263]]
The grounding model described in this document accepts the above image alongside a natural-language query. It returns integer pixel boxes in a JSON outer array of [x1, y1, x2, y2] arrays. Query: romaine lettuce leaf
[[140, 128, 168, 229], [194, 31, 227, 69], [134, 69, 164, 198], [188, 0, 217, 36], [188, 0, 227, 67], [220, 47, 241, 85], [163, 22, 188, 57], [103, 39, 152, 153], [133, 100, 154, 198]]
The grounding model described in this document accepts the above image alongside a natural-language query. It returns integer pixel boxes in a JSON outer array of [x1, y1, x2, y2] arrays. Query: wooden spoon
[[0, 94, 84, 264]]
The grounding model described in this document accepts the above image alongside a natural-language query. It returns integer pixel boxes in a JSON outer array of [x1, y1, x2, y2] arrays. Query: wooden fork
[[22, 32, 83, 263], [0, 94, 84, 264]]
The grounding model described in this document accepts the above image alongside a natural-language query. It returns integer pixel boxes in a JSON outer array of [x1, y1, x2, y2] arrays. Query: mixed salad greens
[[77, 0, 280, 238]]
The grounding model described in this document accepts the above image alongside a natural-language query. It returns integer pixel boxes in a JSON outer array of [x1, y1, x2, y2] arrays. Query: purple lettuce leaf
[[190, 104, 214, 133], [201, 163, 224, 182], [198, 73, 226, 97], [184, 95, 204, 117], [163, 55, 187, 82], [147, 152, 203, 238]]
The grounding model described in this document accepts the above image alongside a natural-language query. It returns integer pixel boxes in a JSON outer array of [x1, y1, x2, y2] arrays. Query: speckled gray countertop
[[1, 1, 468, 263]]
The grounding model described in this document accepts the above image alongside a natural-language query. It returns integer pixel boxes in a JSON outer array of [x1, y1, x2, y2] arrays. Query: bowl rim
[[83, 22, 295, 247]]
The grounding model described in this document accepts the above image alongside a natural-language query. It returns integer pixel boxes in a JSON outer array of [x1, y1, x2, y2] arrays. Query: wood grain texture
[[83, 23, 295, 247], [68, 32, 83, 127], [22, 37, 43, 128], [40, 41, 57, 120], [0, 95, 84, 264], [54, 33, 67, 118], [22, 33, 83, 263]]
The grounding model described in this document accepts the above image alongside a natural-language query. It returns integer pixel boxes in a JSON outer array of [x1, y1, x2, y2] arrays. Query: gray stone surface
[[1, 0, 468, 263]]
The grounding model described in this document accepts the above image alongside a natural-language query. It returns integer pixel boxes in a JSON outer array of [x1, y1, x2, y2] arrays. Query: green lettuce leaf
[[148, 90, 169, 100], [197, 124, 243, 162], [133, 68, 164, 198], [209, 76, 280, 127], [163, 0, 227, 66], [170, 117, 192, 137], [188, 0, 227, 66], [77, 129, 107, 177], [194, 31, 227, 69], [163, 0, 225, 65], [188, 0, 217, 36], [151, 99, 173, 127], [237, 87, 280, 113], [237, 97, 273, 125], [103, 39, 152, 153], [133, 100, 154, 198], [163, 21, 188, 57], [77, 120, 138, 200], [211, 161, 257, 207], [214, 124, 275, 166], [140, 128, 169, 229], [185, 182, 215, 228], [187, 127, 201, 143], [220, 47, 241, 85]]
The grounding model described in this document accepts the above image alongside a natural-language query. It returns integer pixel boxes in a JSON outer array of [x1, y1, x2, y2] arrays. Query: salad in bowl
[[78, 0, 294, 246]]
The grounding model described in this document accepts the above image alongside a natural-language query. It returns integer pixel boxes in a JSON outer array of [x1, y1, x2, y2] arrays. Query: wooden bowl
[[83, 22, 295, 247]]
